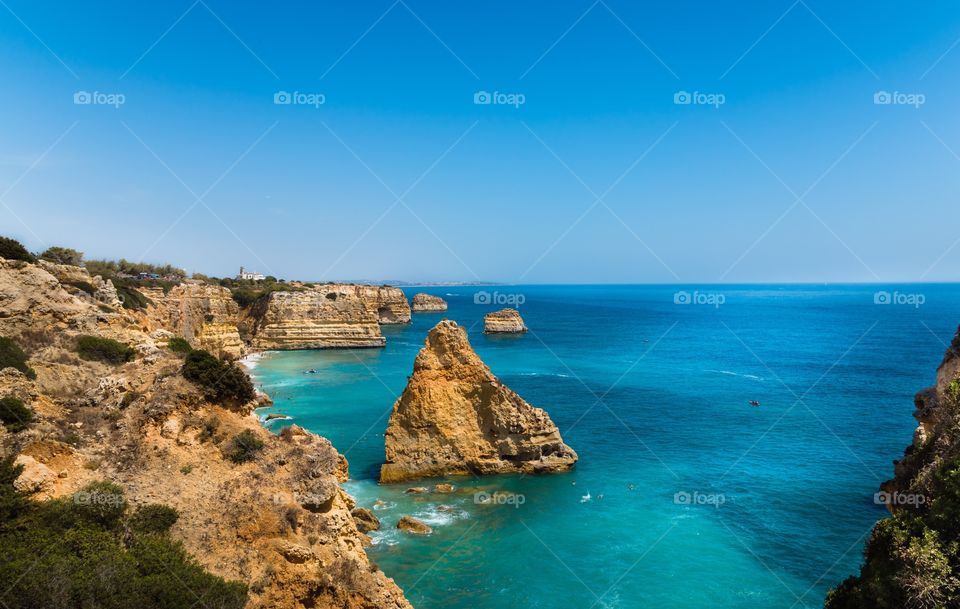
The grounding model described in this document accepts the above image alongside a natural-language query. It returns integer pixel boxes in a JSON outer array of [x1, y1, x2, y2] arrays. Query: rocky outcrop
[[351, 507, 380, 533], [242, 287, 386, 350], [412, 293, 447, 312], [38, 260, 122, 308], [0, 257, 413, 609], [357, 285, 410, 324], [0, 259, 107, 337], [380, 320, 577, 483], [484, 308, 527, 334], [397, 515, 432, 535], [826, 326, 960, 608], [147, 283, 244, 359]]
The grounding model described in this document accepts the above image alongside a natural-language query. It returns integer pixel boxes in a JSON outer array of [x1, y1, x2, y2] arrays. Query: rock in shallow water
[[380, 320, 577, 483], [397, 515, 432, 535]]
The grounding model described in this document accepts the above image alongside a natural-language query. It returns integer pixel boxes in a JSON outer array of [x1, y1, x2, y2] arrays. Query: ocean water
[[247, 285, 960, 609]]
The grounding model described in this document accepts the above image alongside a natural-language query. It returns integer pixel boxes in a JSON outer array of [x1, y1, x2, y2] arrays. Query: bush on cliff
[[225, 429, 265, 464], [76, 335, 136, 364], [39, 246, 83, 266], [0, 236, 35, 262], [113, 280, 153, 310], [167, 336, 192, 355], [0, 461, 247, 609], [128, 503, 179, 534], [0, 396, 34, 432], [0, 337, 37, 379], [181, 349, 255, 405]]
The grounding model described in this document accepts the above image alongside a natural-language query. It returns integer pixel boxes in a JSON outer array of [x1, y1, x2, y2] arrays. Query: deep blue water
[[246, 285, 960, 609]]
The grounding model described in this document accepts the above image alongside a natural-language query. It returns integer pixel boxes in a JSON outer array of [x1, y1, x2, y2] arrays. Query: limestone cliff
[[0, 259, 412, 609], [411, 293, 447, 312], [357, 285, 410, 324], [826, 325, 960, 608], [37, 259, 122, 309], [242, 287, 386, 350], [381, 320, 577, 483], [147, 283, 245, 359], [483, 308, 527, 334]]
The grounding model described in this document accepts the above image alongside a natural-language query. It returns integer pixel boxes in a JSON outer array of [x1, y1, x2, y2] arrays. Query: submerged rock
[[397, 515, 432, 535], [411, 293, 448, 312], [483, 308, 527, 334], [380, 320, 577, 483]]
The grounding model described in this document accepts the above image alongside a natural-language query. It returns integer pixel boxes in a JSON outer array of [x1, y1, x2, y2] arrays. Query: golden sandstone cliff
[[241, 287, 387, 350], [380, 320, 577, 483], [483, 308, 527, 334], [0, 259, 412, 609], [239, 285, 411, 350], [411, 293, 447, 312], [146, 283, 245, 359]]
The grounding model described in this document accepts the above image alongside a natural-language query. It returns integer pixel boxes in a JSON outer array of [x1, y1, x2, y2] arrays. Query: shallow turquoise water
[[247, 285, 960, 609]]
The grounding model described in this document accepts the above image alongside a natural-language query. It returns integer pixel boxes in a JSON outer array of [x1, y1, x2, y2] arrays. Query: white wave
[[704, 369, 763, 381], [239, 352, 264, 370]]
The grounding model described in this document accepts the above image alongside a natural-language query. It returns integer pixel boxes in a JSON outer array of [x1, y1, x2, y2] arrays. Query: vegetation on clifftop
[[0, 458, 247, 609], [0, 237, 35, 263]]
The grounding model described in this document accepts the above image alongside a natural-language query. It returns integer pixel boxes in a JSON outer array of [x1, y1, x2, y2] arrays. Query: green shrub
[[225, 430, 265, 464], [76, 335, 135, 364], [0, 464, 247, 609], [167, 336, 192, 354], [0, 396, 33, 431], [64, 280, 96, 295], [71, 481, 128, 528], [128, 503, 179, 534], [0, 336, 36, 379], [181, 350, 255, 405], [39, 246, 83, 266], [113, 281, 153, 310], [0, 236, 34, 262]]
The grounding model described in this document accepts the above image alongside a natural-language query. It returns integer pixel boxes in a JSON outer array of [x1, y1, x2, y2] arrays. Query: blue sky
[[1, 1, 959, 283]]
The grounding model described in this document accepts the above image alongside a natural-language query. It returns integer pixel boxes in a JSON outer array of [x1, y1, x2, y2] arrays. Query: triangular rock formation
[[380, 320, 577, 483]]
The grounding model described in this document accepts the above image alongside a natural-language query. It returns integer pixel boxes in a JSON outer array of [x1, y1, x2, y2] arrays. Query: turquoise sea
[[247, 285, 960, 609]]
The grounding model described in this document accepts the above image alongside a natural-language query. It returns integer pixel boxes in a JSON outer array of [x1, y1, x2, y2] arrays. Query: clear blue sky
[[1, 1, 959, 283]]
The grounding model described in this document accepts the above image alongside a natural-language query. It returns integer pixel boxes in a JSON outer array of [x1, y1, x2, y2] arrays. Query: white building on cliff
[[237, 266, 265, 281]]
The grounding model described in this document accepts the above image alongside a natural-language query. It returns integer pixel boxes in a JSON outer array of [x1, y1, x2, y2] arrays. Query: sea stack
[[380, 320, 577, 483], [411, 293, 448, 312], [484, 308, 527, 334]]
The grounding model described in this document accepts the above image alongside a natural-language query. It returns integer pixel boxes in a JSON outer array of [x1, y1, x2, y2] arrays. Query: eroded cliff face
[[0, 260, 412, 609], [242, 287, 387, 350], [381, 320, 577, 483], [357, 285, 410, 324], [483, 308, 527, 334], [411, 293, 447, 312], [38, 260, 122, 308], [147, 283, 245, 359]]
